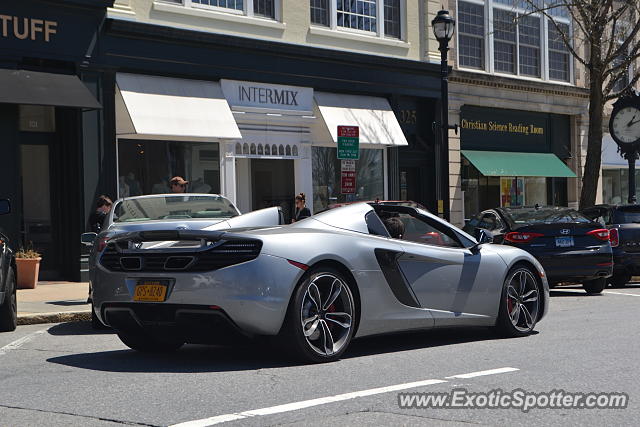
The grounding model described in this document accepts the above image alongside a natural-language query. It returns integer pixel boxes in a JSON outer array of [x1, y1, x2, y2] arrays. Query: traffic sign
[[340, 160, 356, 194], [337, 125, 359, 160]]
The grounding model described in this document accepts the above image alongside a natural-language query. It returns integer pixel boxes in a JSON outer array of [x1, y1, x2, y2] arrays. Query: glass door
[[20, 144, 53, 271]]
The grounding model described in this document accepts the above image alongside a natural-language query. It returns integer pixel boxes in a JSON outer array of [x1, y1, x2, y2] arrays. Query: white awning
[[602, 133, 640, 168], [314, 92, 408, 146], [116, 73, 241, 140]]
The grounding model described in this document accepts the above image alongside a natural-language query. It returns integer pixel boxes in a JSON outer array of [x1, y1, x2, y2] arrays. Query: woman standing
[[88, 195, 113, 233], [292, 193, 311, 223]]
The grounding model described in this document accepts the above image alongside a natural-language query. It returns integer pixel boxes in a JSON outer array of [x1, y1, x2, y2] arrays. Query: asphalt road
[[1, 285, 639, 426]]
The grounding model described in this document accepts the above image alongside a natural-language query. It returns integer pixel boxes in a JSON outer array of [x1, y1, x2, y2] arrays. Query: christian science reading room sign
[[460, 106, 553, 153]]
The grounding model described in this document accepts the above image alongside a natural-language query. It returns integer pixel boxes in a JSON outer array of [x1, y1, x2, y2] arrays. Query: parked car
[[463, 206, 613, 294], [0, 199, 17, 332], [81, 193, 245, 328], [581, 204, 640, 287], [89, 201, 548, 363]]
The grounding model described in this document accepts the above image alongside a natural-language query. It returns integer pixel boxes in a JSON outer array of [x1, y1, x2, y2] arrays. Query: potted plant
[[15, 247, 42, 289]]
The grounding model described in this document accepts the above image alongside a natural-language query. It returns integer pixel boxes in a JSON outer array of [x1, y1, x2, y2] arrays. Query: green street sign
[[337, 126, 359, 160]]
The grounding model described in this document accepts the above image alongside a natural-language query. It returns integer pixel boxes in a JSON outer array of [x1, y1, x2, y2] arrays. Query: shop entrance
[[250, 159, 295, 222]]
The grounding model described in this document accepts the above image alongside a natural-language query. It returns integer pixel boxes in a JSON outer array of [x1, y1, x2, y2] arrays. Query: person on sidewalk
[[292, 192, 311, 223], [88, 195, 112, 233], [170, 176, 189, 193]]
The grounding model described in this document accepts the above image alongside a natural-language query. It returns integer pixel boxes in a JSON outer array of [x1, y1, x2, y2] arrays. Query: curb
[[17, 311, 91, 325]]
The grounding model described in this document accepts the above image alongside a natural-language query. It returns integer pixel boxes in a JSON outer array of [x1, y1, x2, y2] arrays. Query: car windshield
[[613, 206, 640, 224], [113, 195, 239, 223], [502, 207, 592, 225]]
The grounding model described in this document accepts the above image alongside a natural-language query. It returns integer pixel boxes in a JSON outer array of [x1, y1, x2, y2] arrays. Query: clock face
[[611, 106, 640, 144]]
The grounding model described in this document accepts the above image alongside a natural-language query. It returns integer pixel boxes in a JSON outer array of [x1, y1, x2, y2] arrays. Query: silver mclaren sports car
[[86, 199, 549, 363]]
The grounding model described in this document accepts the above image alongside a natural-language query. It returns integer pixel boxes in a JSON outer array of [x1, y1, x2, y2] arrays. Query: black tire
[[280, 266, 356, 363], [0, 267, 17, 332], [91, 302, 109, 330], [117, 331, 184, 353], [583, 278, 606, 294], [609, 272, 631, 288], [496, 265, 541, 338]]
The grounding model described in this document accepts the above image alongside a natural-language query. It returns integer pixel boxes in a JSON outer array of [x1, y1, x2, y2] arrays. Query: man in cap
[[170, 176, 188, 193]]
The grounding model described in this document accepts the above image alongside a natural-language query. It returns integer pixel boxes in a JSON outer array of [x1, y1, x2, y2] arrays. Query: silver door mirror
[[81, 232, 98, 246]]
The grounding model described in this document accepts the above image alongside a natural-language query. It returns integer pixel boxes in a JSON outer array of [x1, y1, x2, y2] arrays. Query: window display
[[118, 140, 220, 197]]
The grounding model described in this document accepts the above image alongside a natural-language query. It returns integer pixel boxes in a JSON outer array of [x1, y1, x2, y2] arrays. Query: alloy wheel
[[505, 269, 540, 332], [300, 273, 354, 357]]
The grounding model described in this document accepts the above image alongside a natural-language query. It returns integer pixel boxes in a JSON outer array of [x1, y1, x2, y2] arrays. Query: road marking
[[170, 367, 518, 427], [605, 291, 640, 297], [445, 367, 519, 379], [0, 329, 46, 356]]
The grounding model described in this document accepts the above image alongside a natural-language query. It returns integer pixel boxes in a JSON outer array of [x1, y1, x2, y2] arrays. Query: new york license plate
[[555, 237, 574, 248], [133, 280, 168, 302]]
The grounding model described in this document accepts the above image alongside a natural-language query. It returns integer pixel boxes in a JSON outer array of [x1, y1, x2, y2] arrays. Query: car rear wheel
[[281, 266, 356, 363], [117, 331, 184, 353], [496, 266, 540, 337], [583, 278, 606, 294], [0, 267, 17, 332], [609, 272, 631, 288]]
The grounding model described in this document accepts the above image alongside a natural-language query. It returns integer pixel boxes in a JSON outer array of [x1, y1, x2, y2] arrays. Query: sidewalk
[[17, 281, 91, 325]]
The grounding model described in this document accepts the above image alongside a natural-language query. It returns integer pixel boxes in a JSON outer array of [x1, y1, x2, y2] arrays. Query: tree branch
[[605, 71, 640, 101], [520, 0, 589, 67]]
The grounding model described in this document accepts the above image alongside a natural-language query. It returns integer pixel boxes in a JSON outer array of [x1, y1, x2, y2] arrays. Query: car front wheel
[[496, 266, 541, 337], [583, 278, 606, 294], [282, 267, 356, 363], [0, 267, 17, 332]]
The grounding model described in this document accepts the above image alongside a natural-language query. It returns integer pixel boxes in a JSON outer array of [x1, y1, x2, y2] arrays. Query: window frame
[[180, 0, 281, 21], [455, 0, 573, 84], [310, 0, 406, 41]]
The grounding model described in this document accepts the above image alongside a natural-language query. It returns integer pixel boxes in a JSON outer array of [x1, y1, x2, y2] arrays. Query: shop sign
[[340, 160, 356, 194], [0, 1, 105, 61], [221, 79, 313, 113], [337, 125, 359, 160], [460, 106, 555, 153]]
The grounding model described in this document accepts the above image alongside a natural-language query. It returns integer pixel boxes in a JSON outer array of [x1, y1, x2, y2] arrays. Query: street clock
[[609, 92, 640, 150]]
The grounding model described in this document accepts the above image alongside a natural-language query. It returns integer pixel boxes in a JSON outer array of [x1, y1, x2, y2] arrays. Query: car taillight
[[96, 236, 110, 253], [608, 228, 619, 247], [504, 232, 544, 243], [587, 228, 610, 242]]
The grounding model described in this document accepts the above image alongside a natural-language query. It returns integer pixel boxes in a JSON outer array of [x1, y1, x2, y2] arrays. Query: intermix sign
[[337, 125, 359, 160], [220, 79, 313, 113], [340, 160, 356, 194]]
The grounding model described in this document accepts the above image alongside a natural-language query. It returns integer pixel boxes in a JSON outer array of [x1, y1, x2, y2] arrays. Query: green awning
[[461, 150, 576, 178]]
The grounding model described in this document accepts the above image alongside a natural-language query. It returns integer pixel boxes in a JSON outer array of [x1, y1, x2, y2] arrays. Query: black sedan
[[464, 206, 613, 294], [0, 199, 17, 331], [581, 204, 640, 287]]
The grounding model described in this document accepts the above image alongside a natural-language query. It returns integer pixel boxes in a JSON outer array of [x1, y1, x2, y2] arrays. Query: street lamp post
[[432, 10, 456, 220]]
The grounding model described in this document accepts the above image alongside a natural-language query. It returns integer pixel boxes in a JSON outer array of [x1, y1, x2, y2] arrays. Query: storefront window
[[603, 169, 640, 204], [312, 147, 384, 211], [462, 158, 552, 220], [118, 140, 220, 197]]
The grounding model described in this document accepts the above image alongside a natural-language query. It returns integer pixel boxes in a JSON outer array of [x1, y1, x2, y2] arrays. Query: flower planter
[[16, 257, 41, 289]]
